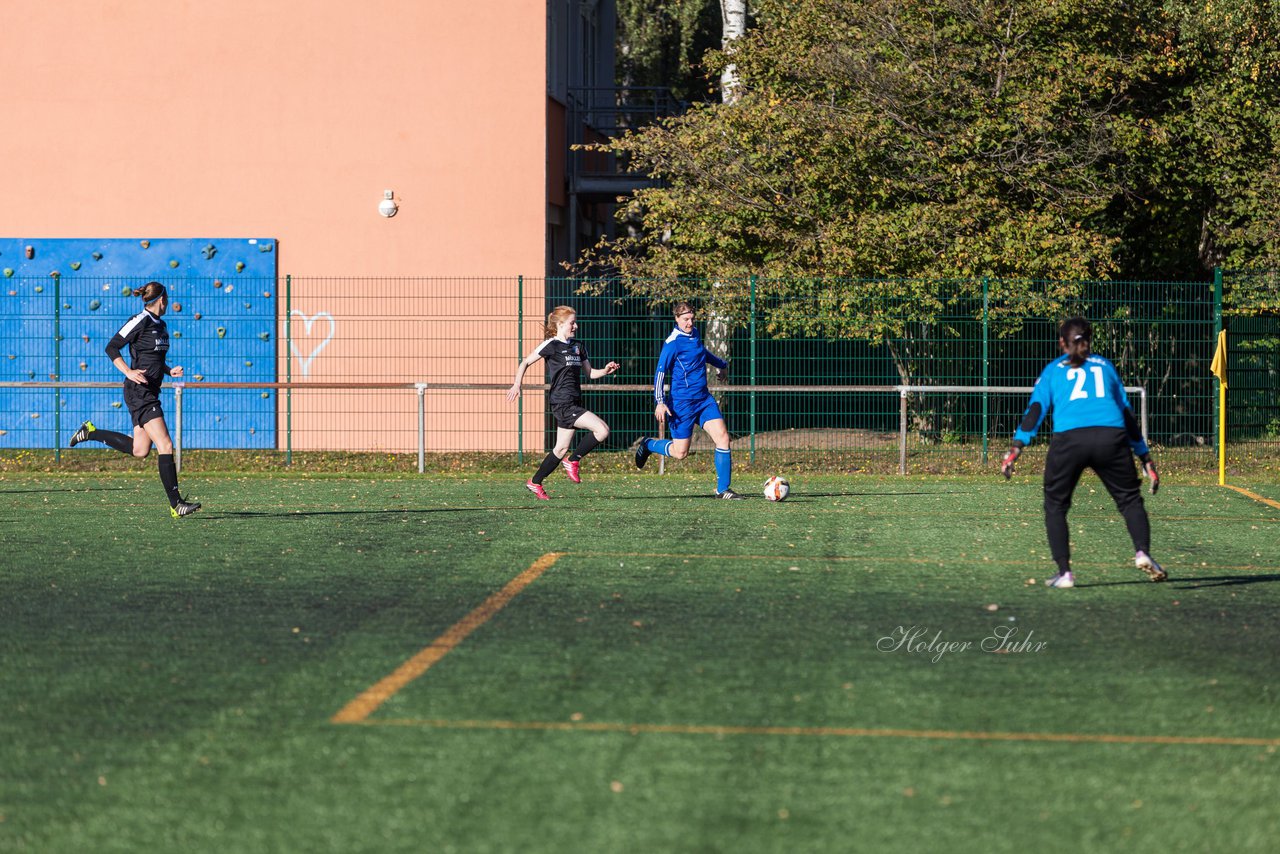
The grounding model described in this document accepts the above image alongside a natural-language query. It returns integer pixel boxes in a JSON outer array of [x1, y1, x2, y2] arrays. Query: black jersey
[[105, 309, 170, 386], [533, 337, 589, 405]]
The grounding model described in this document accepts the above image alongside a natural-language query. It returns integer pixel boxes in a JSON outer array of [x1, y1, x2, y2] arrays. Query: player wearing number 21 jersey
[[1002, 316, 1164, 589]]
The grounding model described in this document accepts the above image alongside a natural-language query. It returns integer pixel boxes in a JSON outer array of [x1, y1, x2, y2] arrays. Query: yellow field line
[[1222, 484, 1280, 511], [331, 552, 563, 724], [356, 717, 1280, 747]]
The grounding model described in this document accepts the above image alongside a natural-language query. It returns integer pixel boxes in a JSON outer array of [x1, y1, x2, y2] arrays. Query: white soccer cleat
[[1135, 551, 1167, 582], [1045, 571, 1075, 589]]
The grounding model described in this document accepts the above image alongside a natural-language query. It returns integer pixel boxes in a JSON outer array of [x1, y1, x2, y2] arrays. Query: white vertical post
[[174, 383, 183, 474], [416, 383, 427, 474], [898, 388, 908, 476]]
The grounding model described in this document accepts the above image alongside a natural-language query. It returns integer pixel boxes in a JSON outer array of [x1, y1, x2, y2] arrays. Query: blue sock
[[646, 438, 673, 456], [714, 448, 732, 493]]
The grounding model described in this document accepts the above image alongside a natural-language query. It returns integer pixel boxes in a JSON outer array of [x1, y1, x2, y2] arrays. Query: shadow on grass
[[210, 506, 546, 519], [1078, 574, 1280, 590], [0, 486, 128, 494]]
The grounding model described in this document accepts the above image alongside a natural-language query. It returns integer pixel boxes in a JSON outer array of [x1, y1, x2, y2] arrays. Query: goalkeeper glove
[[1140, 453, 1159, 495], [1001, 443, 1023, 480]]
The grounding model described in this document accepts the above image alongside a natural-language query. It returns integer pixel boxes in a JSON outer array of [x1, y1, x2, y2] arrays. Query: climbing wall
[[0, 238, 278, 450]]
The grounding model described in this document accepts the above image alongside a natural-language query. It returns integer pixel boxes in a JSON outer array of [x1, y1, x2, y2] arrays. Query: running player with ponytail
[[68, 281, 201, 517], [507, 306, 620, 499], [1002, 316, 1162, 588]]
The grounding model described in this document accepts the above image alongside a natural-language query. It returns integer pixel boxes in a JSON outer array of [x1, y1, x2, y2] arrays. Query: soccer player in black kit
[[68, 281, 201, 517], [507, 306, 620, 499]]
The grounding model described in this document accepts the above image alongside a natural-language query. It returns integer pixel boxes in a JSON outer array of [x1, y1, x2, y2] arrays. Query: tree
[[583, 1, 1169, 337]]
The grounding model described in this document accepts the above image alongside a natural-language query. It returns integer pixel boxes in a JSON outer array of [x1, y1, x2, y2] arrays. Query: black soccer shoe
[[69, 420, 96, 447], [170, 497, 202, 518], [715, 488, 746, 500], [635, 438, 652, 469]]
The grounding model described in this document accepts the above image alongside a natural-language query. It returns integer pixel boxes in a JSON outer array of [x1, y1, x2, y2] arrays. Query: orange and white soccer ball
[[763, 476, 790, 502]]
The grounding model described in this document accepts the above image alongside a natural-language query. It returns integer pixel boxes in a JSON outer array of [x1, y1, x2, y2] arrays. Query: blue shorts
[[666, 396, 724, 440]]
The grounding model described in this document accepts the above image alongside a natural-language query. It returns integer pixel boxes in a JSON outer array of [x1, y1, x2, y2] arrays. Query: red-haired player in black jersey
[[507, 306, 620, 499], [68, 281, 201, 517]]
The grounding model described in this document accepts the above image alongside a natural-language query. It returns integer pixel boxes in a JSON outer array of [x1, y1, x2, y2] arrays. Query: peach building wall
[[1, 1, 549, 451]]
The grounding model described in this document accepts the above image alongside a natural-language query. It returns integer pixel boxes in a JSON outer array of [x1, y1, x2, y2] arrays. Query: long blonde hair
[[544, 305, 576, 338]]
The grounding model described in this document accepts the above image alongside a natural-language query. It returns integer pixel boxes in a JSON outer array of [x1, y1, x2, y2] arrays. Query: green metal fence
[[3, 270, 1276, 469]]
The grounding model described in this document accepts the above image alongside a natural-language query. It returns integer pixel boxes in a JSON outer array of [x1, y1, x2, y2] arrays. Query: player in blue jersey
[[1001, 317, 1163, 588], [634, 302, 743, 499], [67, 281, 201, 517]]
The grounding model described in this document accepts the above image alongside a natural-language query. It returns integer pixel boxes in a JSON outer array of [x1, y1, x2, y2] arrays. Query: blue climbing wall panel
[[0, 238, 278, 450]]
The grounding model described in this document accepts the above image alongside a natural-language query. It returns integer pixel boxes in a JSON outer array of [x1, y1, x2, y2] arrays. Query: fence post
[[417, 383, 427, 474], [53, 273, 61, 464], [517, 275, 524, 465], [1212, 267, 1222, 459], [898, 387, 908, 475], [749, 275, 757, 464], [981, 277, 990, 464], [174, 383, 183, 473], [285, 274, 293, 467]]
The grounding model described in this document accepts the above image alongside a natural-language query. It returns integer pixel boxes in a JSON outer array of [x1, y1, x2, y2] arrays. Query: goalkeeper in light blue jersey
[[1001, 316, 1165, 589], [634, 301, 743, 499]]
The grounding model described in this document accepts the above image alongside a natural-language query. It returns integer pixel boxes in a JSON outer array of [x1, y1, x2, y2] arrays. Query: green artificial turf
[[1, 471, 1277, 853]]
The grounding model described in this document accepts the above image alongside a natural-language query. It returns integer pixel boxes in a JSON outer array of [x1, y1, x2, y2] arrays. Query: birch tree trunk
[[719, 0, 747, 104], [707, 1, 748, 415]]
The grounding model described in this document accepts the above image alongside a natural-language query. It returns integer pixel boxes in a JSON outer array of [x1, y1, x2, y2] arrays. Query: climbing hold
[[120, 286, 132, 296], [25, 246, 34, 259], [194, 374, 204, 381], [140, 240, 150, 249], [50, 271, 60, 279], [89, 300, 101, 310], [92, 251, 103, 261], [249, 427, 256, 434], [243, 302, 251, 309], [201, 244, 217, 260], [216, 327, 226, 338], [224, 285, 234, 293], [2, 269, 12, 277], [102, 284, 110, 291], [30, 412, 40, 419], [258, 332, 270, 341], [82, 334, 90, 343], [6, 354, 13, 359], [235, 262, 245, 272], [111, 401, 122, 408], [70, 261, 81, 271], [172, 302, 182, 312], [214, 280, 223, 288], [79, 361, 88, 371], [172, 331, 181, 338], [244, 361, 253, 367], [193, 313, 202, 320], [169, 260, 179, 268], [261, 392, 270, 399], [259, 243, 273, 252], [35, 286, 44, 293], [263, 291, 272, 298]]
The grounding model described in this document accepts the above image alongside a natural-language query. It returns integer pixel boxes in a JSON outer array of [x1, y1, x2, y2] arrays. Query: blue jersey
[[653, 327, 728, 406], [1014, 354, 1148, 456]]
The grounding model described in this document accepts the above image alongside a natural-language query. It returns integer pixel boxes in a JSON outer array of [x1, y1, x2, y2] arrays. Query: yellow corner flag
[[1211, 330, 1227, 484], [1210, 329, 1228, 388]]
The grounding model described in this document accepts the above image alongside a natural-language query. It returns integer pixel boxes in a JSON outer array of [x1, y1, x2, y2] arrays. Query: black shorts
[[124, 381, 165, 428], [550, 400, 588, 429], [1043, 427, 1142, 508]]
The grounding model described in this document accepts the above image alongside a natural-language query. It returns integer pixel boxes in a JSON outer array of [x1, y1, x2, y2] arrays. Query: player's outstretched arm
[[1139, 453, 1159, 494], [506, 351, 541, 402], [1001, 441, 1024, 480], [587, 360, 620, 379]]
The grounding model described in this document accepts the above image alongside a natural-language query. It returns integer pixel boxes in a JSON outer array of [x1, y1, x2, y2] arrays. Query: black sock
[[531, 451, 562, 485], [568, 433, 602, 462], [158, 454, 182, 507], [93, 428, 135, 455]]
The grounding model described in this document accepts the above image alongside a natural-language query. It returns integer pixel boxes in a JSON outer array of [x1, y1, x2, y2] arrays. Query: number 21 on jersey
[[1067, 365, 1106, 400]]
